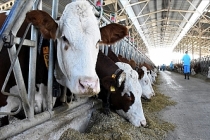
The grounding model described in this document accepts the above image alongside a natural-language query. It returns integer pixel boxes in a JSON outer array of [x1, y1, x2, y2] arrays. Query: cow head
[[150, 70, 157, 83], [112, 62, 146, 127], [26, 1, 128, 97], [138, 66, 154, 99]]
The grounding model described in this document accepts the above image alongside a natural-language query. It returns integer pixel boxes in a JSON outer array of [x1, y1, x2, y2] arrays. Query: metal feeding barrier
[[199, 56, 210, 76]]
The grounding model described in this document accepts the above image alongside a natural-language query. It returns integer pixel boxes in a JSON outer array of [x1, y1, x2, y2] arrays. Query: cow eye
[[62, 36, 68, 42], [125, 93, 130, 97]]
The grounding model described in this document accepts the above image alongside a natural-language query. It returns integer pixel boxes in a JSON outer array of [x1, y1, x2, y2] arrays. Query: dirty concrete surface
[[157, 71, 210, 140]]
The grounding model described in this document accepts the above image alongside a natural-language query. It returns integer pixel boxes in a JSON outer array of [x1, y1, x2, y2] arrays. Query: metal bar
[[129, 0, 149, 27], [1, 23, 33, 118], [0, 0, 15, 10], [14, 37, 36, 47], [0, 0, 34, 51], [118, 0, 148, 16], [27, 0, 42, 120], [46, 0, 59, 111], [104, 45, 108, 56], [0, 98, 99, 139]]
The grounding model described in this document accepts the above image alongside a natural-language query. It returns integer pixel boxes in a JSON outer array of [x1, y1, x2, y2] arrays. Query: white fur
[[191, 68, 196, 75], [0, 86, 20, 118], [115, 62, 146, 127], [147, 71, 153, 85], [55, 1, 100, 96], [34, 84, 56, 113], [0, 84, 53, 118], [139, 66, 154, 99], [150, 70, 157, 83]]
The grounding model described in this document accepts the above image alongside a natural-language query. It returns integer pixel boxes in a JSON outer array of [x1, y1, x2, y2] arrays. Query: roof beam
[[130, 9, 195, 19], [118, 0, 148, 16], [103, 0, 116, 6], [139, 19, 184, 27]]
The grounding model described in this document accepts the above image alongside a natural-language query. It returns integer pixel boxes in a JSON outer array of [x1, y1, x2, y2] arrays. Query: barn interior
[[1, 0, 210, 65], [0, 0, 210, 139]]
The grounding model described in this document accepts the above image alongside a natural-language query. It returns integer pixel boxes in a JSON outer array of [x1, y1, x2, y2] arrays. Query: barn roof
[[0, 0, 210, 58]]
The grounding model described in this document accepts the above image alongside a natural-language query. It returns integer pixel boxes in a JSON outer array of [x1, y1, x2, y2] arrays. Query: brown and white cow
[[108, 50, 154, 100], [96, 50, 146, 127], [0, 1, 128, 127]]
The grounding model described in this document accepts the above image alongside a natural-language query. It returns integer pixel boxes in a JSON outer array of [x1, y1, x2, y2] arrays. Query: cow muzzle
[[77, 76, 100, 96]]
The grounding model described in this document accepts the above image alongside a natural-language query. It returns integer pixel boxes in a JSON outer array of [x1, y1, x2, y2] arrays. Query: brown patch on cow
[[64, 45, 68, 51], [0, 13, 7, 29], [101, 77, 117, 93], [110, 92, 135, 112], [118, 55, 137, 70], [107, 48, 121, 63], [137, 68, 145, 79], [100, 23, 128, 44], [25, 10, 58, 39]]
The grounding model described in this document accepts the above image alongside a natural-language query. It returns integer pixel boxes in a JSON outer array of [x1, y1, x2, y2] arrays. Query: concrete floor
[[157, 71, 210, 140]]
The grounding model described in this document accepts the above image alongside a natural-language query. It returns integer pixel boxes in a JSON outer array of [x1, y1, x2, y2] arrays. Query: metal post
[[192, 38, 194, 60], [104, 45, 108, 56], [199, 22, 202, 62], [47, 0, 59, 111], [28, 0, 42, 119]]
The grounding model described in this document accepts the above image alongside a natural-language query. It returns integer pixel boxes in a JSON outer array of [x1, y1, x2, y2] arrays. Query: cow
[[191, 62, 201, 75], [118, 54, 137, 70], [137, 66, 154, 99], [107, 48, 154, 100], [174, 63, 183, 73], [96, 50, 146, 127], [140, 62, 156, 85], [0, 0, 128, 127]]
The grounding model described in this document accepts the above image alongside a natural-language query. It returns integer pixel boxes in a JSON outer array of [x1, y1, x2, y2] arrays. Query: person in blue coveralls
[[170, 61, 174, 71], [182, 51, 191, 79]]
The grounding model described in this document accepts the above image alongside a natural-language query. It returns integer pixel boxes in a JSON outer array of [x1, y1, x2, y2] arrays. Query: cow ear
[[101, 77, 117, 93], [99, 23, 128, 45], [25, 10, 58, 39]]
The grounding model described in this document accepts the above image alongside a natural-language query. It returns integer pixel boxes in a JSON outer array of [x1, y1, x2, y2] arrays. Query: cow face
[[150, 70, 157, 83], [55, 1, 101, 96], [114, 62, 146, 127], [26, 1, 128, 97], [139, 66, 154, 99], [26, 1, 100, 97]]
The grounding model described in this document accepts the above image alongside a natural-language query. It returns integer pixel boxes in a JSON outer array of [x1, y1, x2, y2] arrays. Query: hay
[[60, 76, 176, 140]]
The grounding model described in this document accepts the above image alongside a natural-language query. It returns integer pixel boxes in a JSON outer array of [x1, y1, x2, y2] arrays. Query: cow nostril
[[140, 120, 147, 127], [79, 80, 85, 89]]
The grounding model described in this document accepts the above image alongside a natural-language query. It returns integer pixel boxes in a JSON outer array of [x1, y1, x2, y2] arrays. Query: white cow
[[115, 62, 146, 127], [139, 66, 155, 99]]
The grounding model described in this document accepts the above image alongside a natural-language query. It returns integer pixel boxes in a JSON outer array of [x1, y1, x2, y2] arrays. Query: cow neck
[[96, 51, 120, 78], [112, 68, 123, 80]]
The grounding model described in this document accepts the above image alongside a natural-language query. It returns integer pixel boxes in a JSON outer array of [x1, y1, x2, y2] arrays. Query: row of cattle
[[168, 62, 201, 75], [0, 1, 157, 129], [172, 61, 210, 78]]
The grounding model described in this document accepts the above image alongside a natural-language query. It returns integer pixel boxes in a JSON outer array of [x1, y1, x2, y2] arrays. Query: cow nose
[[79, 77, 99, 94], [140, 120, 147, 127]]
